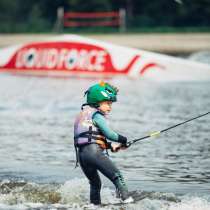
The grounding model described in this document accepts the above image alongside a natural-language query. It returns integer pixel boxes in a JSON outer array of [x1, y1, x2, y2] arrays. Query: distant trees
[[0, 0, 210, 32]]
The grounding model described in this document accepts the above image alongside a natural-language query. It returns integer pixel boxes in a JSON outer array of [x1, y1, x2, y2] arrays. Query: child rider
[[74, 81, 133, 205]]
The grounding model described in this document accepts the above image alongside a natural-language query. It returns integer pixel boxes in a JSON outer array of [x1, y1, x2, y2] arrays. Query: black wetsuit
[[74, 106, 129, 205], [78, 143, 129, 205]]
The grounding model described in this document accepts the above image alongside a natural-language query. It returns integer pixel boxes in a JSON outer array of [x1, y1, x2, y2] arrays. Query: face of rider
[[98, 101, 113, 114]]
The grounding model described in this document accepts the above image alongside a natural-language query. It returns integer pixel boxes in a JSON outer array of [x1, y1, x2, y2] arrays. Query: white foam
[[58, 178, 89, 204], [168, 197, 210, 210], [1, 181, 210, 210], [100, 187, 120, 204]]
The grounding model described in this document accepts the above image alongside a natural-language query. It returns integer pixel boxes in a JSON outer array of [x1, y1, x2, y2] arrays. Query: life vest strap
[[88, 126, 92, 142], [74, 130, 103, 139], [75, 126, 107, 149], [75, 134, 108, 149]]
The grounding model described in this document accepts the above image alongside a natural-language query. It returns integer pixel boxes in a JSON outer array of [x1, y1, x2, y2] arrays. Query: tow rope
[[126, 111, 210, 148]]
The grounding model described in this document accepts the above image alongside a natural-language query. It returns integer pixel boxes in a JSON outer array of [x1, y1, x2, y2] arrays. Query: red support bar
[[64, 20, 120, 27], [63, 11, 124, 28], [64, 11, 119, 18]]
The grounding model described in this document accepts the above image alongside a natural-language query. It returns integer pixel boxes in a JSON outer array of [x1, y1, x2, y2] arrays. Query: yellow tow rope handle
[[126, 130, 161, 148], [150, 131, 161, 137]]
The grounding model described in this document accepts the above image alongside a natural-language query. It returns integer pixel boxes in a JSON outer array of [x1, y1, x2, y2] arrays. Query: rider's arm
[[92, 112, 127, 144]]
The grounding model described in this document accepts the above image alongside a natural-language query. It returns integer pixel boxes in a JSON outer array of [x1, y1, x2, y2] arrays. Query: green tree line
[[0, 0, 210, 33]]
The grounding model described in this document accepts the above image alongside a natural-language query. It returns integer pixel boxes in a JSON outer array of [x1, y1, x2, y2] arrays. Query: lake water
[[0, 74, 210, 210]]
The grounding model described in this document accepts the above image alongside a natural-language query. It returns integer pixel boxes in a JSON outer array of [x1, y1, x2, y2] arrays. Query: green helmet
[[85, 81, 118, 106]]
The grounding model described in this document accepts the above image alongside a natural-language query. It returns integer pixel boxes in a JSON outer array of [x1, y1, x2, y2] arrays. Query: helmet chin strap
[[81, 103, 89, 110], [81, 103, 99, 110], [84, 90, 89, 97]]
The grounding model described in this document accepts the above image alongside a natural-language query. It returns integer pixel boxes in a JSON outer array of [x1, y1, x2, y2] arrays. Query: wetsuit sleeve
[[92, 112, 119, 142]]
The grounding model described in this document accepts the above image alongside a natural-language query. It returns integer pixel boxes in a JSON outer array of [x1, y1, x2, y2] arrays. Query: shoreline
[[0, 33, 210, 54]]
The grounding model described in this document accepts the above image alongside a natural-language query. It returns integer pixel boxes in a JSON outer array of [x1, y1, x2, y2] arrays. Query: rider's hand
[[120, 144, 129, 150], [111, 143, 122, 152]]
